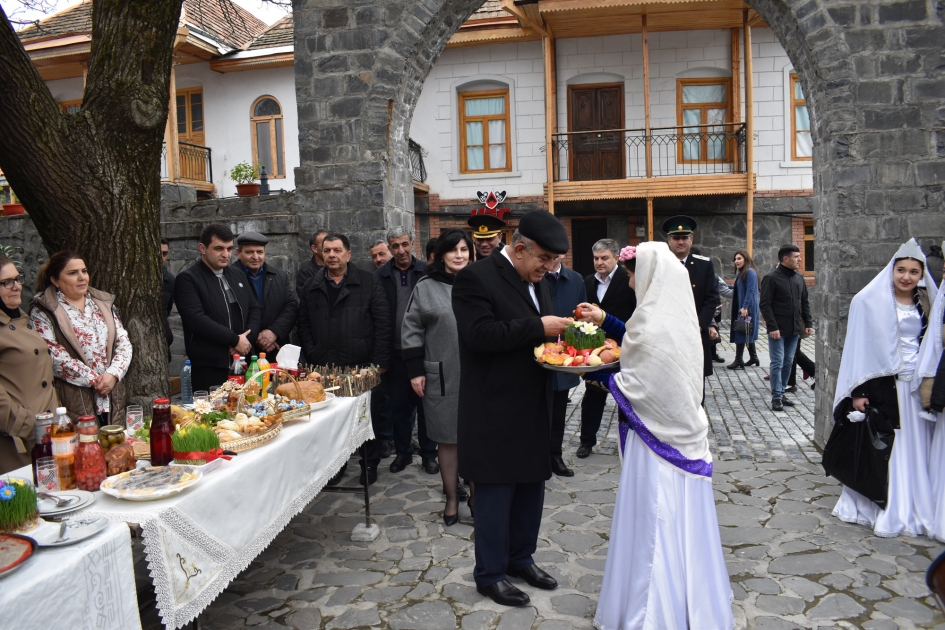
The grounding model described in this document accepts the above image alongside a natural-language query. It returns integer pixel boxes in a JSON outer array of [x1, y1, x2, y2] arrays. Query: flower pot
[[2, 203, 26, 216], [235, 184, 260, 197]]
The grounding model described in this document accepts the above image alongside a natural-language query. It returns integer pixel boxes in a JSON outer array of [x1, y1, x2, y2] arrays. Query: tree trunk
[[0, 0, 185, 407]]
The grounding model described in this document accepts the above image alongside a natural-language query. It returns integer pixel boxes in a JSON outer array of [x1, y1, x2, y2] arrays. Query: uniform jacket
[[295, 257, 322, 298], [730, 267, 761, 344], [453, 249, 554, 484], [760, 264, 812, 337], [545, 266, 587, 391], [376, 256, 427, 354], [30, 287, 126, 421], [233, 262, 298, 351], [162, 266, 175, 348], [685, 254, 721, 377], [0, 307, 59, 473], [175, 260, 261, 369], [297, 263, 391, 368]]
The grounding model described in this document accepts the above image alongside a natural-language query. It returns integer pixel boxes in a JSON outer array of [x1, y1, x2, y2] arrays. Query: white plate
[[309, 392, 336, 411], [99, 466, 202, 502], [536, 360, 619, 373], [37, 490, 96, 517], [30, 516, 109, 547], [170, 458, 225, 474]]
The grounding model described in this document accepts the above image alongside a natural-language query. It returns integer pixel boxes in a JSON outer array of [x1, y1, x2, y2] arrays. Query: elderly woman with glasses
[[0, 255, 59, 474]]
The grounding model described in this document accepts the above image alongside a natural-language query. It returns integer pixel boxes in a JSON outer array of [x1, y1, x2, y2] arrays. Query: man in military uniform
[[468, 214, 507, 261], [664, 216, 720, 392]]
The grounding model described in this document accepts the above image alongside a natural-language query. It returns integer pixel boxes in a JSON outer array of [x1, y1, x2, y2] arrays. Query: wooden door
[[568, 84, 624, 182], [571, 219, 608, 279], [176, 88, 206, 181]]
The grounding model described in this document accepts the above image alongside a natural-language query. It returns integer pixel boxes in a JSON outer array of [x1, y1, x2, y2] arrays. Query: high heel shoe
[[467, 497, 475, 518], [443, 512, 458, 526], [744, 357, 760, 367]]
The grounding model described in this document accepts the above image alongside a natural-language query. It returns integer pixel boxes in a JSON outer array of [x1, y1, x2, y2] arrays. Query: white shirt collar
[[501, 247, 539, 311], [596, 266, 618, 283]]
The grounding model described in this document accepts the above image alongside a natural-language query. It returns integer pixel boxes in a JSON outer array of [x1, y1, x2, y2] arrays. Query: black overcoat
[[233, 262, 299, 352], [685, 255, 721, 377], [584, 266, 637, 323], [453, 249, 554, 484]]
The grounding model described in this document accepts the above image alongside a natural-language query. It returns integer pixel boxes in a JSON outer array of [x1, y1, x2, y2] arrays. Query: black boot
[[745, 343, 760, 367], [727, 344, 745, 369]]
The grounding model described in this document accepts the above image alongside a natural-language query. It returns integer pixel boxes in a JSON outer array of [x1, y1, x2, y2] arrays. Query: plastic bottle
[[245, 355, 260, 400], [257, 353, 271, 398], [50, 407, 77, 490], [228, 354, 246, 385], [180, 359, 193, 404]]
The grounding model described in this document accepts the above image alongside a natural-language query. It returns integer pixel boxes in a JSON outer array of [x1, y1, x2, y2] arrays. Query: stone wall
[[0, 213, 46, 304]]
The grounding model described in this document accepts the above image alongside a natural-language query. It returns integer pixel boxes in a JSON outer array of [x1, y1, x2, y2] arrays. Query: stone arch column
[[295, 0, 945, 445]]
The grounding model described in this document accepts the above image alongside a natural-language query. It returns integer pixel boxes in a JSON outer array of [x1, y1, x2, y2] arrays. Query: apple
[[571, 356, 585, 366], [599, 349, 616, 364]]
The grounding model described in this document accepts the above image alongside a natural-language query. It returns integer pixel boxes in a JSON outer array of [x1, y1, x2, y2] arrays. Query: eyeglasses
[[0, 275, 24, 290]]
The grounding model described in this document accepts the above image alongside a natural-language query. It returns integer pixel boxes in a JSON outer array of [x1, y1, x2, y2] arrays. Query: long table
[[4, 392, 372, 629]]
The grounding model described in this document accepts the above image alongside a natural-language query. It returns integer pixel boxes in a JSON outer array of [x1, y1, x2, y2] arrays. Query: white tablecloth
[[0, 523, 140, 630], [5, 392, 372, 629]]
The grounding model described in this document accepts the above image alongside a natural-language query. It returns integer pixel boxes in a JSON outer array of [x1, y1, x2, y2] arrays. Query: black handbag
[[732, 316, 752, 336], [822, 403, 895, 508]]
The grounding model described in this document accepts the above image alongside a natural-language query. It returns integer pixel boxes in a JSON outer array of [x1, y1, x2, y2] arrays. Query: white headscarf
[[611, 241, 711, 464], [833, 238, 939, 411], [914, 241, 945, 389]]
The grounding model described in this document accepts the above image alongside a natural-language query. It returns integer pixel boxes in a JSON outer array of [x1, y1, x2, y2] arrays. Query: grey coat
[[401, 275, 459, 444]]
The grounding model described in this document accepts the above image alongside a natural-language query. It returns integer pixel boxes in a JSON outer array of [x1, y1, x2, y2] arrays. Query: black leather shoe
[[422, 457, 440, 474], [477, 580, 529, 606], [551, 455, 574, 477], [506, 564, 558, 590], [379, 441, 393, 459], [780, 396, 795, 407], [785, 385, 798, 394], [745, 357, 760, 367], [389, 454, 412, 473], [576, 444, 592, 459], [443, 511, 458, 526], [727, 359, 745, 370], [772, 399, 784, 412], [359, 467, 377, 486], [327, 462, 347, 486], [712, 354, 725, 363]]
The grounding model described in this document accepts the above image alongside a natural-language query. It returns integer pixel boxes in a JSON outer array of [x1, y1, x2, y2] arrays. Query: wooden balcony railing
[[161, 141, 213, 185]]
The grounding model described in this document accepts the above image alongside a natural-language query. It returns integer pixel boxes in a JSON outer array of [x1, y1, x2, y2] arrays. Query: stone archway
[[293, 0, 945, 444]]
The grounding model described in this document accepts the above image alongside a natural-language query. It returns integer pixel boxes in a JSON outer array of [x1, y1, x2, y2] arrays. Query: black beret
[[518, 210, 569, 255], [662, 215, 698, 235], [236, 231, 269, 246]]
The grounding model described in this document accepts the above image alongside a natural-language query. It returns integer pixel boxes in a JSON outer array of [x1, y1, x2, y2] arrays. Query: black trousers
[[788, 349, 816, 387], [389, 353, 437, 459], [371, 373, 393, 443], [473, 480, 545, 587], [580, 386, 609, 447], [191, 366, 229, 393], [551, 390, 569, 456]]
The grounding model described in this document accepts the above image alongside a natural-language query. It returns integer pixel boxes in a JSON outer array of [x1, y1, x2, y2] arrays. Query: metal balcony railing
[[161, 141, 213, 184], [548, 122, 748, 182], [409, 138, 427, 183]]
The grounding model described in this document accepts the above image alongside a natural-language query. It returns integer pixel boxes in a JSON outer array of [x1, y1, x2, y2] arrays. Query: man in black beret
[[453, 210, 572, 607], [235, 231, 298, 356]]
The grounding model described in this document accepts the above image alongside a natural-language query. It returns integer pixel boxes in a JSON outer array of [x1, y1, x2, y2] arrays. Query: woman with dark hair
[[0, 255, 59, 474], [30, 251, 132, 424], [402, 228, 474, 525], [727, 249, 761, 369], [828, 239, 937, 538]]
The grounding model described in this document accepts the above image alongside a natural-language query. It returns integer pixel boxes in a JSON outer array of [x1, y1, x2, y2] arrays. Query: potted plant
[[228, 162, 260, 197], [2, 190, 25, 216]]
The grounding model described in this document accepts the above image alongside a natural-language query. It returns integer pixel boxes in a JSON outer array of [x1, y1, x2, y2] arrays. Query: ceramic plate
[[309, 392, 336, 411], [0, 534, 35, 578], [30, 516, 109, 547], [99, 466, 202, 502], [36, 490, 96, 517], [537, 360, 619, 373]]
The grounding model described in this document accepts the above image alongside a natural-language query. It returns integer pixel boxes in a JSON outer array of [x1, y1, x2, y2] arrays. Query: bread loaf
[[277, 380, 326, 403]]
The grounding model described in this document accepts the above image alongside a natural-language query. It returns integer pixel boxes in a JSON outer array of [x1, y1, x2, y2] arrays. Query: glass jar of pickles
[[98, 425, 126, 452]]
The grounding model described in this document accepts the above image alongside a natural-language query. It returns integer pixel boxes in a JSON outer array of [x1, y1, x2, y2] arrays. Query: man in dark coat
[[543, 256, 586, 477], [295, 229, 328, 297], [175, 224, 261, 392], [161, 238, 175, 362], [375, 228, 437, 474], [234, 231, 298, 355], [577, 239, 636, 459], [665, 216, 720, 386], [297, 232, 391, 484], [453, 210, 572, 607]]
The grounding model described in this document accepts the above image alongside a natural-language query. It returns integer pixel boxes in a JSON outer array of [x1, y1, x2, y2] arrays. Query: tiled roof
[[247, 14, 293, 50], [470, 0, 507, 21], [18, 0, 267, 50]]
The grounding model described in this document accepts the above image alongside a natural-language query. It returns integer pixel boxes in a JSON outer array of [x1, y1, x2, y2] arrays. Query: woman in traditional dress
[[726, 249, 761, 369], [576, 241, 734, 630], [830, 238, 937, 538]]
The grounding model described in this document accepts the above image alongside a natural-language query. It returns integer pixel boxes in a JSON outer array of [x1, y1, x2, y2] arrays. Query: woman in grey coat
[[402, 228, 473, 526]]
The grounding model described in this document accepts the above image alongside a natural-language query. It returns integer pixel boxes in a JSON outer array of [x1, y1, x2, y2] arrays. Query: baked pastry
[[277, 380, 326, 403]]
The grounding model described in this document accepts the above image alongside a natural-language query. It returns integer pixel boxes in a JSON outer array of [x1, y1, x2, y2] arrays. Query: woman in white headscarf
[[914, 241, 945, 542], [577, 241, 733, 630], [829, 238, 937, 538]]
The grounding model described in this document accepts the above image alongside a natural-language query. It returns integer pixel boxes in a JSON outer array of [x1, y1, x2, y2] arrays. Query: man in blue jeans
[[760, 245, 813, 411]]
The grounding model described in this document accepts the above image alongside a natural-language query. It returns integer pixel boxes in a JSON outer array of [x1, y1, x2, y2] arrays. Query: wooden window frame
[[790, 74, 812, 162], [250, 95, 286, 179], [458, 89, 512, 174], [175, 87, 205, 142], [802, 220, 815, 277], [565, 82, 627, 182], [675, 78, 732, 165], [59, 99, 82, 114]]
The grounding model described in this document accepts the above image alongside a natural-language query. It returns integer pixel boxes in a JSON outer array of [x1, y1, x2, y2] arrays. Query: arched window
[[251, 96, 285, 178]]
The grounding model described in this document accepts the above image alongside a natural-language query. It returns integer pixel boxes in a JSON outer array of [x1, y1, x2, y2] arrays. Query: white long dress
[[833, 303, 937, 538]]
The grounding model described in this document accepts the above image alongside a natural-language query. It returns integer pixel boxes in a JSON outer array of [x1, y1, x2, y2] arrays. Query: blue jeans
[[769, 334, 799, 400]]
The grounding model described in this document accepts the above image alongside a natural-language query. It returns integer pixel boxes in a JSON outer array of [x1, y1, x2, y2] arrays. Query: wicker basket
[[219, 420, 283, 453], [239, 368, 313, 424]]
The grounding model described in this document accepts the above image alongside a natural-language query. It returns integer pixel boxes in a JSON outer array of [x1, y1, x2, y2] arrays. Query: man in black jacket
[[295, 229, 328, 297], [161, 238, 175, 362], [297, 233, 391, 484], [453, 211, 572, 607], [376, 227, 438, 475], [175, 224, 261, 391], [577, 239, 636, 459], [234, 231, 298, 355], [760, 244, 813, 411]]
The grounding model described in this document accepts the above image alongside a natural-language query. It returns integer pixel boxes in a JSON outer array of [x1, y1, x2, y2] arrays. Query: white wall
[[46, 76, 84, 103]]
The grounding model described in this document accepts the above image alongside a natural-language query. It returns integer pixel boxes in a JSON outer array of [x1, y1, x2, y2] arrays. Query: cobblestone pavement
[[136, 334, 945, 630]]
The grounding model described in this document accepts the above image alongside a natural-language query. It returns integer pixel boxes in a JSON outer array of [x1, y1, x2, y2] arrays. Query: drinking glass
[[36, 457, 61, 492], [209, 386, 222, 409], [193, 391, 210, 405], [125, 405, 143, 432]]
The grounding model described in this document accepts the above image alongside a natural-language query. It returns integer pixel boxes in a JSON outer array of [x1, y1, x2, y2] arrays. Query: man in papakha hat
[[664, 215, 721, 392], [452, 210, 572, 607], [468, 213, 507, 261]]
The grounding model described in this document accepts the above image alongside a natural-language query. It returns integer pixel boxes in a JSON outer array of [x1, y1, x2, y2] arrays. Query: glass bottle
[[31, 412, 54, 485], [74, 416, 107, 491], [257, 352, 271, 398], [150, 398, 175, 466], [50, 406, 77, 490]]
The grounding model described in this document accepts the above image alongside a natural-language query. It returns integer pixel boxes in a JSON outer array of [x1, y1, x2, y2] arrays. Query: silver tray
[[536, 360, 619, 373]]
